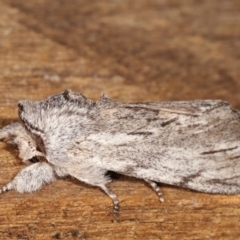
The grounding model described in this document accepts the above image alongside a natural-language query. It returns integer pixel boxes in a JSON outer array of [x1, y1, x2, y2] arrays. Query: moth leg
[[0, 162, 55, 194], [68, 167, 120, 216], [0, 123, 43, 163], [99, 184, 120, 217], [145, 180, 164, 202]]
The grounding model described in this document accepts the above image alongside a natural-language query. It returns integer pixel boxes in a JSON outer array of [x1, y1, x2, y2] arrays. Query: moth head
[[17, 90, 94, 156]]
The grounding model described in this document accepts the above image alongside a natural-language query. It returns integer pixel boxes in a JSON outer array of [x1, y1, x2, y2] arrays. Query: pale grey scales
[[1, 90, 240, 215]]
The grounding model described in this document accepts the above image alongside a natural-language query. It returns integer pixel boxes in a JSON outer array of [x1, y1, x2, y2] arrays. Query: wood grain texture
[[0, 0, 240, 239]]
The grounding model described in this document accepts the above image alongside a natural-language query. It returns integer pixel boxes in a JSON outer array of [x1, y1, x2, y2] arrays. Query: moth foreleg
[[145, 180, 164, 202], [0, 162, 55, 194], [0, 123, 43, 163]]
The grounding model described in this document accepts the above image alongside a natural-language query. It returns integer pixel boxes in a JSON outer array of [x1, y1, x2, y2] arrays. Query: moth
[[0, 90, 240, 215]]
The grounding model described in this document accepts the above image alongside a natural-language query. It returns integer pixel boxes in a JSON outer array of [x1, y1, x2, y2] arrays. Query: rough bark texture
[[0, 0, 240, 239]]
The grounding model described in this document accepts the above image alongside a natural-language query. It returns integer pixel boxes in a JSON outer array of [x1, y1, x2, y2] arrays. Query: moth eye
[[28, 156, 39, 163], [18, 102, 24, 112]]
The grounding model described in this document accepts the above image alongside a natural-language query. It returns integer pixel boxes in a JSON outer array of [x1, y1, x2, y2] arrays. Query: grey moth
[[0, 90, 240, 215]]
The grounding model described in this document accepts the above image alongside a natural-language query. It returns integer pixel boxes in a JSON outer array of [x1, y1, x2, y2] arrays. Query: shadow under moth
[[0, 89, 240, 215]]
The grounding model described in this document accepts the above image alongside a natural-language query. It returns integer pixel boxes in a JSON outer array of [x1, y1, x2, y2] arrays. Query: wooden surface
[[0, 0, 240, 239]]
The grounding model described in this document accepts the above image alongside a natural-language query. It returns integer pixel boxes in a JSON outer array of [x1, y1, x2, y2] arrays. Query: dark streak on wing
[[127, 131, 153, 136], [146, 117, 159, 122], [201, 146, 238, 155], [229, 155, 240, 160], [207, 175, 240, 187], [180, 170, 203, 187], [118, 116, 133, 120], [161, 118, 177, 127], [202, 101, 229, 113]]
